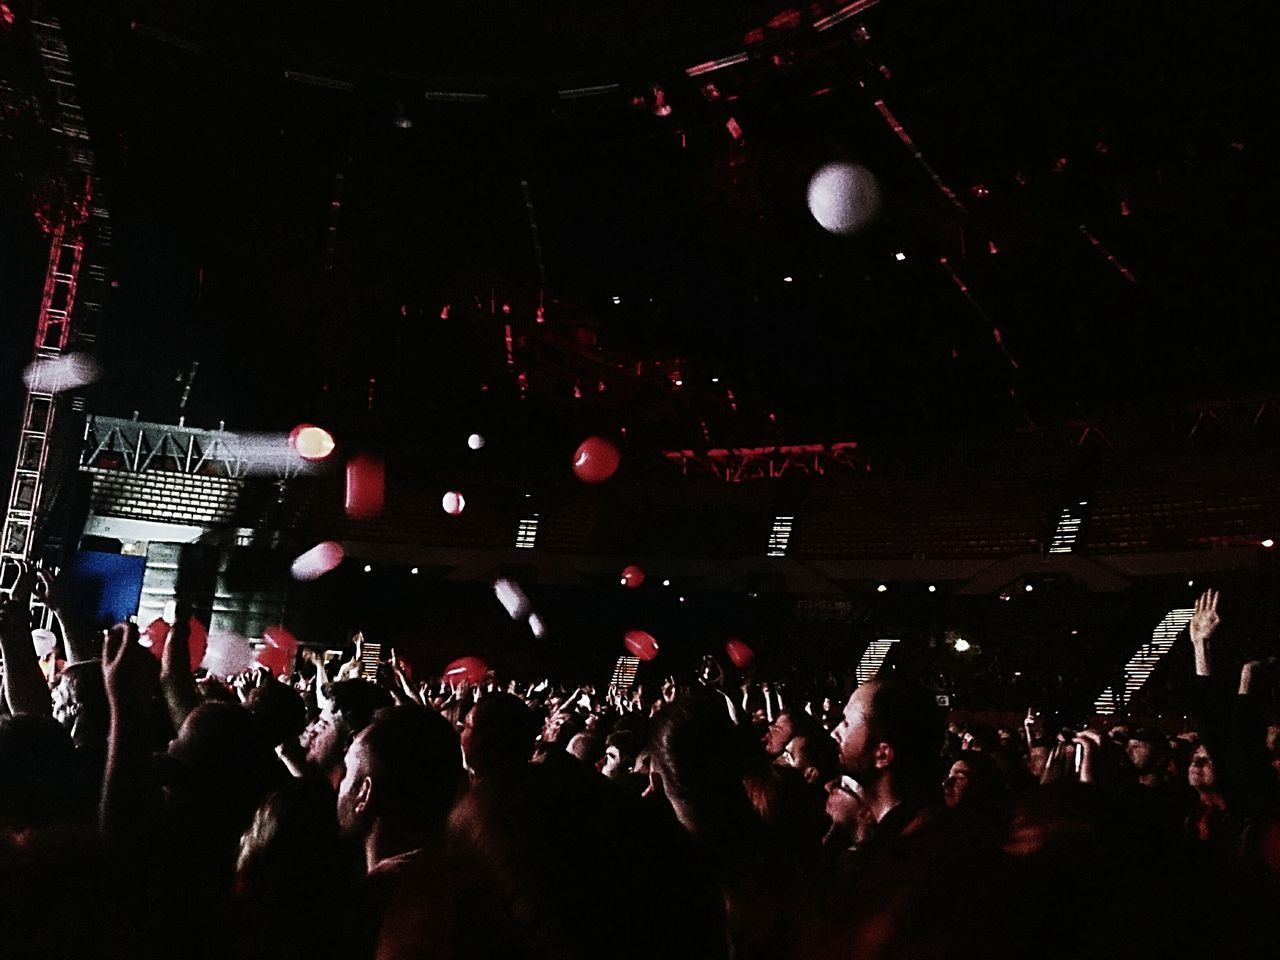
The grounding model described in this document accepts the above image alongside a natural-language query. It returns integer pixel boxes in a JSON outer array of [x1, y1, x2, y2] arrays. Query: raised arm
[[37, 568, 96, 664], [0, 567, 53, 717], [1189, 588, 1220, 678], [100, 622, 161, 841], [160, 604, 200, 730]]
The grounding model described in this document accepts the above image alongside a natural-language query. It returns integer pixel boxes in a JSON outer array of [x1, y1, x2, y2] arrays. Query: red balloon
[[623, 629, 659, 661], [572, 436, 621, 484], [345, 454, 386, 520], [725, 638, 755, 670], [620, 565, 645, 589], [258, 625, 299, 677], [149, 617, 208, 672], [259, 646, 292, 677], [142, 618, 170, 661], [262, 624, 298, 653], [443, 655, 489, 685], [186, 617, 208, 673]]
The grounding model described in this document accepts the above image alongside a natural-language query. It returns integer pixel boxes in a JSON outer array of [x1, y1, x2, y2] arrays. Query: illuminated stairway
[[1094, 607, 1193, 714], [856, 638, 899, 685]]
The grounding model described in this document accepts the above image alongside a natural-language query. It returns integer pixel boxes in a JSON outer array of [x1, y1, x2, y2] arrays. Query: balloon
[[202, 631, 254, 678], [186, 617, 209, 673], [262, 624, 298, 651], [620, 564, 645, 588], [142, 618, 170, 660], [572, 437, 621, 484], [806, 162, 881, 236], [493, 578, 531, 620], [467, 433, 486, 450], [258, 625, 299, 677], [725, 638, 755, 670], [152, 618, 207, 672], [623, 629, 659, 661], [256, 644, 290, 677], [291, 541, 344, 581], [289, 424, 336, 460], [527, 612, 547, 639], [345, 454, 385, 520], [442, 491, 466, 515], [443, 655, 488, 685]]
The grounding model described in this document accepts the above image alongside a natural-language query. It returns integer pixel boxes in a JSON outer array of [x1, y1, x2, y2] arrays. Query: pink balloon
[[202, 631, 254, 678], [621, 565, 645, 589], [292, 541, 345, 581], [725, 638, 755, 670], [443, 656, 489, 685], [345, 454, 386, 520], [572, 437, 621, 484], [623, 629, 659, 662]]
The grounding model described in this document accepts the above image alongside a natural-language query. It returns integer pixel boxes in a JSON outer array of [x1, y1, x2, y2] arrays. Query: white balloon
[[202, 631, 254, 677], [291, 541, 345, 581], [528, 612, 547, 639], [442, 491, 466, 515], [806, 162, 881, 235], [23, 353, 100, 394], [494, 578, 531, 621], [467, 433, 486, 450]]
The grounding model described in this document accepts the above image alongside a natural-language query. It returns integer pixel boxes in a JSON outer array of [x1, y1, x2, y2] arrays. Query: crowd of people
[[2, 569, 1278, 959]]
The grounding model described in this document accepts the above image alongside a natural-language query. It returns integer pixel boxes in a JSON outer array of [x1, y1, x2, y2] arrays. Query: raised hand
[[661, 675, 677, 704], [1189, 589, 1221, 646], [0, 564, 55, 717], [102, 621, 149, 707], [1189, 589, 1220, 677]]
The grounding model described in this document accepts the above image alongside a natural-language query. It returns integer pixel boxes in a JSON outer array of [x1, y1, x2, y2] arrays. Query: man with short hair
[[337, 706, 465, 959], [830, 679, 943, 832], [292, 679, 391, 787]]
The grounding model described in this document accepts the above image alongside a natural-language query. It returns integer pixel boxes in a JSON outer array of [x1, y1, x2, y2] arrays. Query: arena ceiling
[[2, 1, 1276, 467]]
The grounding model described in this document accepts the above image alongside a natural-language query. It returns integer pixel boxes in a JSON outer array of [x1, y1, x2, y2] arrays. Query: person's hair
[[234, 776, 353, 960], [466, 692, 537, 776], [237, 775, 349, 899], [865, 680, 944, 788], [243, 680, 307, 749], [779, 708, 827, 747], [791, 731, 839, 783], [0, 714, 84, 826], [55, 660, 109, 740], [650, 693, 745, 807], [167, 701, 284, 837], [448, 762, 726, 960], [360, 706, 463, 829], [329, 679, 393, 734], [566, 731, 604, 766], [949, 750, 1006, 813], [605, 729, 638, 762]]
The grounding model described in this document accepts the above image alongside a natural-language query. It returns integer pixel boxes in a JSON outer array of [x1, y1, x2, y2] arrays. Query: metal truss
[[662, 441, 867, 482]]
